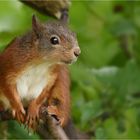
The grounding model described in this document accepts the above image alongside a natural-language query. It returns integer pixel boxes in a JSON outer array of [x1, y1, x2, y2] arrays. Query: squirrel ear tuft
[[60, 9, 69, 24], [32, 15, 41, 38]]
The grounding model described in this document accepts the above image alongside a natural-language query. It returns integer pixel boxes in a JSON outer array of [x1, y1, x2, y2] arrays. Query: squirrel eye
[[50, 36, 59, 45]]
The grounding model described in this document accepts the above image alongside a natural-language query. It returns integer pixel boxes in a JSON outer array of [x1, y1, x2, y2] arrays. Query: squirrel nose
[[74, 47, 81, 57]]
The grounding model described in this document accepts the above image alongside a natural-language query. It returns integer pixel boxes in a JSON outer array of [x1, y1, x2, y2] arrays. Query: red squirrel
[[0, 15, 80, 129]]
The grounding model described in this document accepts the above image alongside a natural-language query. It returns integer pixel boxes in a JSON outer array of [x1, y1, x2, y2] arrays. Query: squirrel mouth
[[61, 58, 77, 65], [62, 60, 72, 64]]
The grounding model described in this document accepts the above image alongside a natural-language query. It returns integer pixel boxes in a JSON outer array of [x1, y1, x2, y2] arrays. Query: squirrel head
[[31, 15, 81, 64]]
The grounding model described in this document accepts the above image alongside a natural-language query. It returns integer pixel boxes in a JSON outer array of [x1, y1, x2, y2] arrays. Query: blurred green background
[[1, 0, 140, 139]]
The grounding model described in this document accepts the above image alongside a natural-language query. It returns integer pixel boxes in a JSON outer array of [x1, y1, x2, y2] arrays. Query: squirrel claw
[[47, 105, 64, 126], [12, 106, 25, 124], [25, 100, 40, 131], [56, 117, 64, 126], [25, 114, 38, 131]]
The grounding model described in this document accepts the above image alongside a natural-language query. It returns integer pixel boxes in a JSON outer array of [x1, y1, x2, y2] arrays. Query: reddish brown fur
[[0, 39, 70, 126], [0, 37, 70, 127], [0, 15, 80, 129], [47, 64, 70, 126], [0, 37, 42, 123]]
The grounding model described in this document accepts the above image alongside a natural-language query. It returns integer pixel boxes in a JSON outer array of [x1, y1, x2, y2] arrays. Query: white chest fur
[[16, 63, 51, 105]]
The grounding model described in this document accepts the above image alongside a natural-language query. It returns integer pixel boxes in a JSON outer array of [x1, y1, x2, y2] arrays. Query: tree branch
[[0, 107, 69, 140], [20, 0, 70, 20], [37, 107, 69, 139]]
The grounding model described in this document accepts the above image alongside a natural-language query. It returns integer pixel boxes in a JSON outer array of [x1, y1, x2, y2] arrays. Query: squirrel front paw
[[47, 105, 64, 126], [25, 100, 40, 131], [12, 103, 25, 124]]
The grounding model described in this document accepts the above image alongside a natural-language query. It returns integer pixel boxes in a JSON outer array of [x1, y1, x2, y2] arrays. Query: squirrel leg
[[47, 65, 70, 127], [47, 105, 65, 126], [26, 87, 51, 131], [25, 99, 40, 131], [0, 84, 25, 123]]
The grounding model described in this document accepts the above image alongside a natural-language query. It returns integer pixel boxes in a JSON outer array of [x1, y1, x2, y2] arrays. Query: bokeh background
[[0, 0, 140, 139]]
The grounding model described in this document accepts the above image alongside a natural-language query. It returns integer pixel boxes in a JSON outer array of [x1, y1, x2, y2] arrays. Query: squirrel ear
[[32, 15, 41, 38], [60, 9, 69, 24]]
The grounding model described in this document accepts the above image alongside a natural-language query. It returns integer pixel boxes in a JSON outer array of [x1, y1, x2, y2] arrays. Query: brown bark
[[0, 107, 69, 140], [20, 0, 70, 20]]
